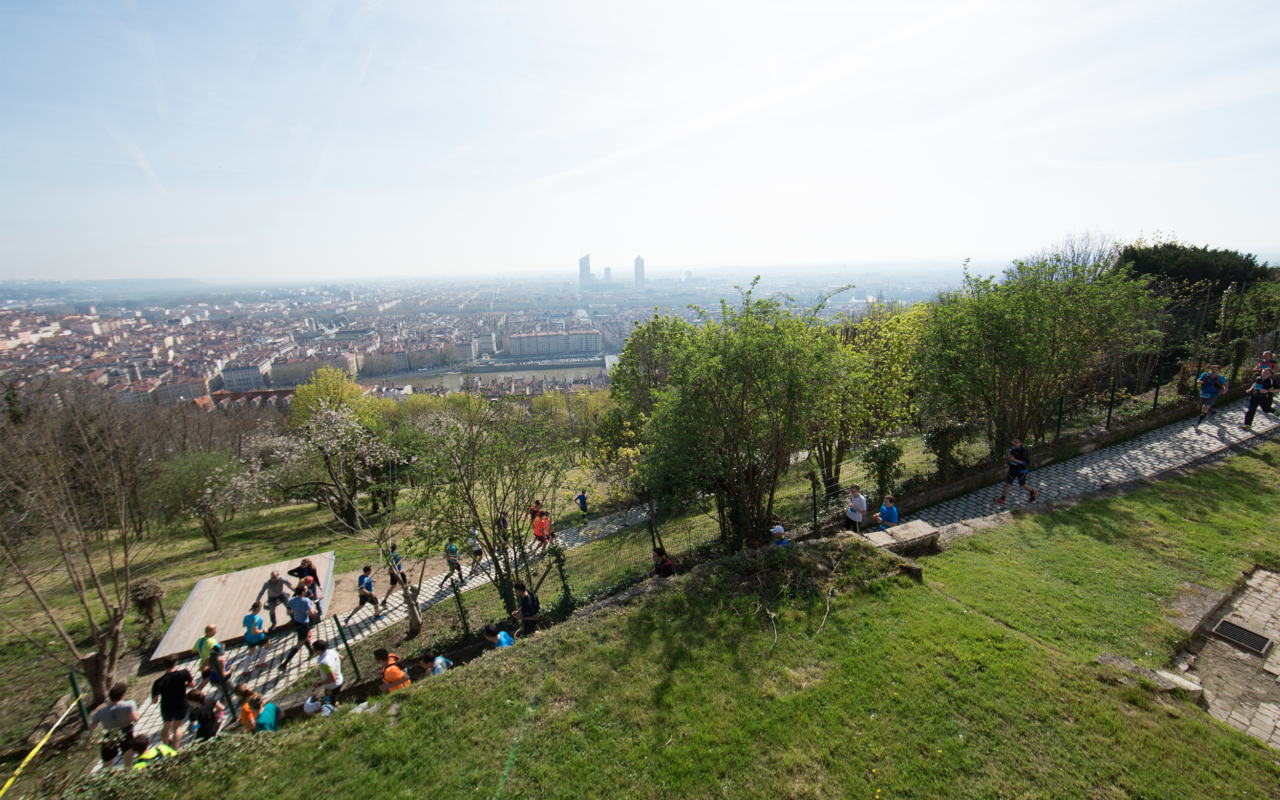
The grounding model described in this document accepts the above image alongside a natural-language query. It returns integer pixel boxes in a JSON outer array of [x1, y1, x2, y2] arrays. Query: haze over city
[[2, 0, 1278, 281]]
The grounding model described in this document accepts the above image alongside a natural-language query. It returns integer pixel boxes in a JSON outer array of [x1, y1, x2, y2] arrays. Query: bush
[[859, 439, 904, 500]]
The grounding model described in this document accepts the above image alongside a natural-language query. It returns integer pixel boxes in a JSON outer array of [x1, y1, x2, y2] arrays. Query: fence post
[[66, 670, 90, 729], [1152, 366, 1162, 412], [1273, 330, 1278, 352], [333, 619, 361, 683], [811, 482, 818, 532], [1055, 396, 1064, 443], [1105, 376, 1117, 430]]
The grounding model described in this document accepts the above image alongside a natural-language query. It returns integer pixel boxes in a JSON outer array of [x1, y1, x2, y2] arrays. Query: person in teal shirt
[[251, 697, 279, 732], [876, 496, 899, 531], [241, 602, 268, 673], [444, 538, 464, 583], [483, 623, 514, 648]]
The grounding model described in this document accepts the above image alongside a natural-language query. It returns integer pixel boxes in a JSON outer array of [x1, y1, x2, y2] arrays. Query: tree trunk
[[201, 517, 222, 551]]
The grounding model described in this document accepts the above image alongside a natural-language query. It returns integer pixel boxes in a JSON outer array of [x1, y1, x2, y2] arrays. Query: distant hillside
[[0, 278, 208, 303]]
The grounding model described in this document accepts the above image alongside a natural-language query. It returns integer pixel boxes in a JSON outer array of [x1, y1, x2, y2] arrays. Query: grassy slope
[[70, 445, 1280, 800]]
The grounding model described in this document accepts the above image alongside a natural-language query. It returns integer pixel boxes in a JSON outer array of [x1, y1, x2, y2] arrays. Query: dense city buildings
[[0, 266, 957, 406]]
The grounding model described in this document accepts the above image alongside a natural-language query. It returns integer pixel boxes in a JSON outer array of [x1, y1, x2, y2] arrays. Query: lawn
[[927, 441, 1280, 664], [66, 537, 1280, 800]]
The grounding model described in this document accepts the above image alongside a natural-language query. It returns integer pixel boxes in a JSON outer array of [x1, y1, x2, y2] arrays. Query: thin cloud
[[90, 104, 168, 197]]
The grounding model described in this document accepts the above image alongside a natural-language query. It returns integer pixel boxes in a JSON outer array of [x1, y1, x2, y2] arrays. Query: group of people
[[1195, 353, 1277, 429]]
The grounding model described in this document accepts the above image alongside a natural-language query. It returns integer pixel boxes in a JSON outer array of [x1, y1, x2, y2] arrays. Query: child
[[422, 651, 453, 675], [375, 648, 412, 693], [185, 690, 224, 742]]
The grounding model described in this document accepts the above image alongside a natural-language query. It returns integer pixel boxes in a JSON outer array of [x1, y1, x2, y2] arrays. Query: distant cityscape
[[0, 260, 965, 406]]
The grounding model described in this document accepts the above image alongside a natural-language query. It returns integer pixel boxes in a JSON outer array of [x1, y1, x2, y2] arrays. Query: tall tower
[[603, 267, 612, 282], [634, 256, 645, 287], [579, 254, 592, 284]]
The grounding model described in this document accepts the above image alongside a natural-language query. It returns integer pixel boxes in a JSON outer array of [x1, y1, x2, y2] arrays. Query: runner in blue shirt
[[382, 543, 408, 606], [1195, 365, 1226, 428], [575, 490, 589, 518], [996, 438, 1037, 505], [346, 564, 383, 623], [240, 602, 269, 673], [444, 538, 465, 584], [876, 496, 899, 530]]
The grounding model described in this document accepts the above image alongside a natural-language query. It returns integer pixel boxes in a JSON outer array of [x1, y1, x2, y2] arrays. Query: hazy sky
[[2, 0, 1278, 281]]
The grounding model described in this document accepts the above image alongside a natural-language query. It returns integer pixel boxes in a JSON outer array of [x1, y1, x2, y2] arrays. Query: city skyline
[[2, 1, 1278, 281]]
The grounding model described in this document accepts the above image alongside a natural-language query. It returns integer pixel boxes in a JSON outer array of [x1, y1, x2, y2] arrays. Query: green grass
[[928, 442, 1280, 664], [67, 538, 1280, 800]]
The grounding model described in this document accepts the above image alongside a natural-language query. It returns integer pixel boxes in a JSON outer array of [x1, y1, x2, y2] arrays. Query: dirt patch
[[327, 556, 453, 617]]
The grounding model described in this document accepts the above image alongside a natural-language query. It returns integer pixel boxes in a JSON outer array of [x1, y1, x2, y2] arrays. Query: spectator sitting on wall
[[874, 496, 899, 531]]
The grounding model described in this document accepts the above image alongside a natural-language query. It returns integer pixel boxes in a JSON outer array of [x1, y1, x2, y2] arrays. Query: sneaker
[[1244, 423, 1254, 430], [1028, 489, 1038, 503], [994, 497, 1006, 505], [1209, 408, 1217, 416]]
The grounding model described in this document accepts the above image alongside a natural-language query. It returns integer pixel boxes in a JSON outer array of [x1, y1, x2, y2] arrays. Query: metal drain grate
[[1212, 619, 1273, 656]]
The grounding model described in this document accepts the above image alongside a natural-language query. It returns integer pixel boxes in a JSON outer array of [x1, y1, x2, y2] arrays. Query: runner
[[130, 735, 176, 771], [575, 489, 589, 519], [312, 639, 344, 705], [444, 537, 465, 583], [532, 511, 549, 556], [207, 644, 231, 705], [347, 564, 382, 623], [996, 438, 1037, 505], [511, 581, 541, 636], [277, 591, 317, 672], [844, 484, 867, 533], [528, 500, 542, 525], [192, 624, 219, 691], [255, 571, 292, 630], [1244, 367, 1276, 429], [375, 648, 412, 693], [483, 623, 515, 648], [288, 557, 320, 585], [1194, 365, 1227, 428], [240, 601, 269, 673], [646, 547, 676, 578], [467, 529, 484, 577], [185, 690, 223, 742], [382, 543, 408, 605], [295, 574, 325, 618], [88, 682, 140, 769], [149, 655, 193, 749]]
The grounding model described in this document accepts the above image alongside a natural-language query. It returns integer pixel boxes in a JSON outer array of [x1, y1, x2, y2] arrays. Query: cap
[[771, 525, 785, 534]]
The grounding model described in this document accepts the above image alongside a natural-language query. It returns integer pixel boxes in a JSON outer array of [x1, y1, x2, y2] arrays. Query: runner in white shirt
[[312, 640, 344, 705]]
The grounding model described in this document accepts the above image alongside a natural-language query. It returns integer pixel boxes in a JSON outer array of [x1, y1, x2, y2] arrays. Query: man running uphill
[[1195, 365, 1227, 428], [996, 438, 1037, 506]]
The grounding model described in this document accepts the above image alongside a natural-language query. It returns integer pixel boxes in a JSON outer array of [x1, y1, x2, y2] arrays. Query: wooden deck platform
[[149, 551, 336, 662]]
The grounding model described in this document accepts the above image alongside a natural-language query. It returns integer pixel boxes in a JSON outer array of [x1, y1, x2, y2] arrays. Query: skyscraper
[[579, 254, 592, 284], [603, 267, 612, 282], [634, 256, 645, 287]]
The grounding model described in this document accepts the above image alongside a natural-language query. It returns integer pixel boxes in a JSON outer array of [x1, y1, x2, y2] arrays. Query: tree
[[290, 366, 378, 429], [638, 282, 830, 548], [918, 257, 1165, 449], [155, 451, 259, 550], [0, 390, 154, 703], [418, 395, 572, 614], [806, 303, 920, 497]]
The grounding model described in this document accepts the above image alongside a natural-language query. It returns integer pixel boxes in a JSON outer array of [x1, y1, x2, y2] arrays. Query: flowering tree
[[156, 451, 264, 550]]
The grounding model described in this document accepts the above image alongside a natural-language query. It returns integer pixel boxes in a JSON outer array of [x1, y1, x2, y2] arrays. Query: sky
[[1, 0, 1278, 281]]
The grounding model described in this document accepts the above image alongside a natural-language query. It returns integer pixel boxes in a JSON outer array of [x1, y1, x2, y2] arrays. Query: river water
[[402, 365, 607, 392]]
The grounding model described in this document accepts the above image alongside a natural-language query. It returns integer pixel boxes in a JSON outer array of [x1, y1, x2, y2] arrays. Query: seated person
[[876, 496, 899, 531], [647, 547, 676, 578], [770, 524, 790, 546]]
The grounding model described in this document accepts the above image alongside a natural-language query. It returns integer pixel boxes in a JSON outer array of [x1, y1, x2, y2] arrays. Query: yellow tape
[[0, 693, 86, 799]]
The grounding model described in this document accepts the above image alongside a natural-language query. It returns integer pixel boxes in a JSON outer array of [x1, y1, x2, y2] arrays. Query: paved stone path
[[907, 397, 1279, 527], [1197, 570, 1280, 749], [115, 505, 651, 763]]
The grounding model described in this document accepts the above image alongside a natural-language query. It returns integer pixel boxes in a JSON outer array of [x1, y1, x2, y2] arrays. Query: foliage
[[290, 366, 379, 429], [858, 438, 905, 500], [1121, 236, 1270, 295], [637, 282, 834, 548], [155, 450, 258, 550], [921, 421, 978, 482], [917, 257, 1165, 449]]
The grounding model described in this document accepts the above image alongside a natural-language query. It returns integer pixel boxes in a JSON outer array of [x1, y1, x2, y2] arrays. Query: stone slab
[[863, 530, 897, 549], [886, 519, 937, 544], [1155, 670, 1204, 701], [1095, 652, 1177, 691]]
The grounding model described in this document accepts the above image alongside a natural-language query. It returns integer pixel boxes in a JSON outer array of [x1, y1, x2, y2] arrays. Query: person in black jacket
[[647, 547, 675, 578], [511, 582, 540, 636], [1244, 368, 1276, 429]]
